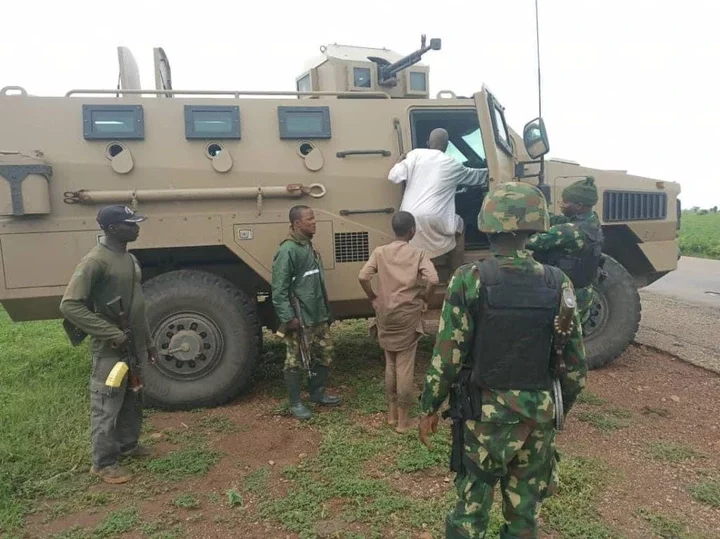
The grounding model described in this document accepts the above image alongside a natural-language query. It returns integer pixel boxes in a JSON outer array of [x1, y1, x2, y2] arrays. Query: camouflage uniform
[[420, 183, 587, 538], [282, 324, 334, 371], [526, 211, 602, 323], [526, 177, 603, 325]]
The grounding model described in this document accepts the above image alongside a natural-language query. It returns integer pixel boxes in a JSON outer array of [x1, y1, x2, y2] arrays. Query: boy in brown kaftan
[[358, 212, 439, 432]]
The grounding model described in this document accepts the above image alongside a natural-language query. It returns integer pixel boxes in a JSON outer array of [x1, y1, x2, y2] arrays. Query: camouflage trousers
[[576, 285, 596, 326], [89, 356, 143, 469], [446, 420, 558, 538], [283, 323, 334, 372]]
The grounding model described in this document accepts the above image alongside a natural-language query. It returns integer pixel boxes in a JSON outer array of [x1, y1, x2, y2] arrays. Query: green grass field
[[679, 211, 720, 260]]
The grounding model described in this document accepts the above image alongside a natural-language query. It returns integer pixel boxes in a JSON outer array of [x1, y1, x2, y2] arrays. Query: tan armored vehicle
[[0, 37, 680, 410]]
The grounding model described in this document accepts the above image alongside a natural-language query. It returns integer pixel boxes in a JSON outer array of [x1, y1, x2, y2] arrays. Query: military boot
[[284, 369, 312, 420], [308, 364, 342, 406], [90, 463, 133, 485]]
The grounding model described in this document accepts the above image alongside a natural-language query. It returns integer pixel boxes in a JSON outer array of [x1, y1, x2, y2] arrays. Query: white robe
[[388, 148, 489, 259]]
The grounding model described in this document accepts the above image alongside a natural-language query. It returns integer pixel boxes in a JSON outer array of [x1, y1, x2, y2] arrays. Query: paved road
[[646, 256, 720, 307], [637, 256, 720, 373]]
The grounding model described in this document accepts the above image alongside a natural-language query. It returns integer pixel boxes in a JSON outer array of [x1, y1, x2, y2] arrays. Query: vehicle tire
[[141, 269, 260, 410], [582, 255, 641, 370]]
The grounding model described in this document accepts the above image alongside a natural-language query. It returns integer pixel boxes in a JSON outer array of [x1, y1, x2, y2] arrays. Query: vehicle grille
[[603, 191, 667, 222], [334, 232, 369, 263]]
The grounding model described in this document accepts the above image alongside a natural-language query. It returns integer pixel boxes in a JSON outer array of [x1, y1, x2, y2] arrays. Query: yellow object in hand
[[105, 361, 129, 388]]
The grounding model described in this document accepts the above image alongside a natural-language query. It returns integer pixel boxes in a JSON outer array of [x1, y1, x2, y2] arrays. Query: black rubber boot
[[308, 364, 342, 406], [283, 370, 312, 420]]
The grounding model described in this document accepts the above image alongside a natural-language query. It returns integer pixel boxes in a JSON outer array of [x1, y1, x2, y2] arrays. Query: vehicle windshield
[[446, 128, 486, 164]]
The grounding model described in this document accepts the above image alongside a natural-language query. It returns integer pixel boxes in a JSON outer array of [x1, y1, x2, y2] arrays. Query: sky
[[2, 0, 718, 207]]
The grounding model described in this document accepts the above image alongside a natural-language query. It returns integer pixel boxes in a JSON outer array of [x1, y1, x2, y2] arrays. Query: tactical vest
[[534, 217, 604, 289], [470, 258, 563, 391]]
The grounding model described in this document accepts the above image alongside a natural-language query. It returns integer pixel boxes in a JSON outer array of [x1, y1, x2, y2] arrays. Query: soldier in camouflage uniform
[[418, 182, 587, 538], [526, 177, 604, 325]]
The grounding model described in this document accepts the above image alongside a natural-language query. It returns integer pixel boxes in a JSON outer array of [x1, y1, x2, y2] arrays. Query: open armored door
[[117, 47, 142, 91], [154, 47, 173, 97], [473, 86, 516, 186]]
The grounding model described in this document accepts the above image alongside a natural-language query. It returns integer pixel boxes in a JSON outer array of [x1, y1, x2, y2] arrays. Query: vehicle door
[[473, 86, 516, 186]]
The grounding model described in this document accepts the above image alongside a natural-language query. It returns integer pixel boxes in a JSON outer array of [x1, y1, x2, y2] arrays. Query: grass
[[541, 456, 618, 538], [93, 507, 141, 538], [577, 407, 632, 431], [251, 413, 473, 538], [576, 390, 605, 406], [647, 441, 703, 463], [1, 312, 705, 537], [637, 508, 709, 539], [679, 210, 720, 260], [225, 488, 244, 508], [145, 447, 221, 482], [688, 479, 720, 508], [172, 493, 201, 509], [0, 308, 92, 534]]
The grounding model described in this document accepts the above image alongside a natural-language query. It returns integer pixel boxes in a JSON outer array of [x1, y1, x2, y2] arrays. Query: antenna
[[532, 0, 551, 199], [535, 0, 542, 119]]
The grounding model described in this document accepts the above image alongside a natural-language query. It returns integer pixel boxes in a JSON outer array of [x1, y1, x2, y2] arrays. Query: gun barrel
[[379, 37, 441, 83]]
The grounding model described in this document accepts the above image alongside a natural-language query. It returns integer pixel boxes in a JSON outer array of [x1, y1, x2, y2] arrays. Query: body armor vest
[[470, 258, 563, 391], [534, 217, 604, 289]]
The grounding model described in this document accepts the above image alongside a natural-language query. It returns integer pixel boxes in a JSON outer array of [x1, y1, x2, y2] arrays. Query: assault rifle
[[441, 366, 480, 473], [106, 296, 143, 392], [275, 294, 315, 378], [552, 287, 576, 430]]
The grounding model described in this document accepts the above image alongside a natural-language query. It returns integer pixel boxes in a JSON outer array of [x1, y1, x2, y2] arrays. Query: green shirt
[[526, 211, 600, 256], [60, 242, 151, 360], [271, 234, 332, 327], [419, 248, 587, 423]]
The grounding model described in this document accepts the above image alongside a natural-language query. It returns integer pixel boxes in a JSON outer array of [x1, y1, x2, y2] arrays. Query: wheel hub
[[583, 289, 609, 340], [153, 312, 224, 380], [166, 330, 202, 362]]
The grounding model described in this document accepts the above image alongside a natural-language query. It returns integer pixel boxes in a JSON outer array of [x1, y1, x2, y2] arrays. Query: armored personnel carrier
[[0, 37, 681, 409]]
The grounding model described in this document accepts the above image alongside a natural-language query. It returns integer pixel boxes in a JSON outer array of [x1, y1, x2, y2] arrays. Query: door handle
[[336, 150, 391, 158], [339, 207, 395, 216]]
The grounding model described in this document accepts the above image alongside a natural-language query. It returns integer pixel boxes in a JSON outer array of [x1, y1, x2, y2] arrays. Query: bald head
[[428, 128, 449, 152]]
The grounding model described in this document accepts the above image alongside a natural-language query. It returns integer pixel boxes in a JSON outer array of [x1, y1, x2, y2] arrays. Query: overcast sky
[[2, 0, 718, 207]]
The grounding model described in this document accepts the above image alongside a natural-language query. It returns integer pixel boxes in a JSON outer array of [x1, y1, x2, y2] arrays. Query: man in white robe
[[388, 128, 489, 270]]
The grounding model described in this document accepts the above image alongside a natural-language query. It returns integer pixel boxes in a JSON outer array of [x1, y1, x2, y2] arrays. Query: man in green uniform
[[272, 205, 342, 420], [418, 182, 587, 538], [526, 177, 604, 325], [60, 205, 158, 484]]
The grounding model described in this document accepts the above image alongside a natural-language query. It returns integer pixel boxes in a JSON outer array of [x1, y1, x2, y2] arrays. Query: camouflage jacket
[[525, 211, 600, 255], [419, 249, 587, 423]]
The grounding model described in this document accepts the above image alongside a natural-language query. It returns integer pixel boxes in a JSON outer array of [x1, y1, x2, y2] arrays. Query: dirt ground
[[22, 344, 720, 539]]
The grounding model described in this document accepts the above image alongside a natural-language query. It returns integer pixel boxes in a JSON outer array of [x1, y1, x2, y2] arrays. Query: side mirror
[[523, 117, 550, 159]]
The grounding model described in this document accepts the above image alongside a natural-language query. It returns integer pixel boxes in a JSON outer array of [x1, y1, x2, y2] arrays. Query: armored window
[[409, 72, 427, 92], [296, 74, 311, 93], [82, 105, 144, 140], [353, 67, 372, 88], [487, 94, 512, 156], [277, 106, 331, 139], [184, 106, 240, 139]]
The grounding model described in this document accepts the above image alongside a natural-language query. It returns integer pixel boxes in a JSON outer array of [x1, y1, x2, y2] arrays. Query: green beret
[[562, 176, 598, 206]]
